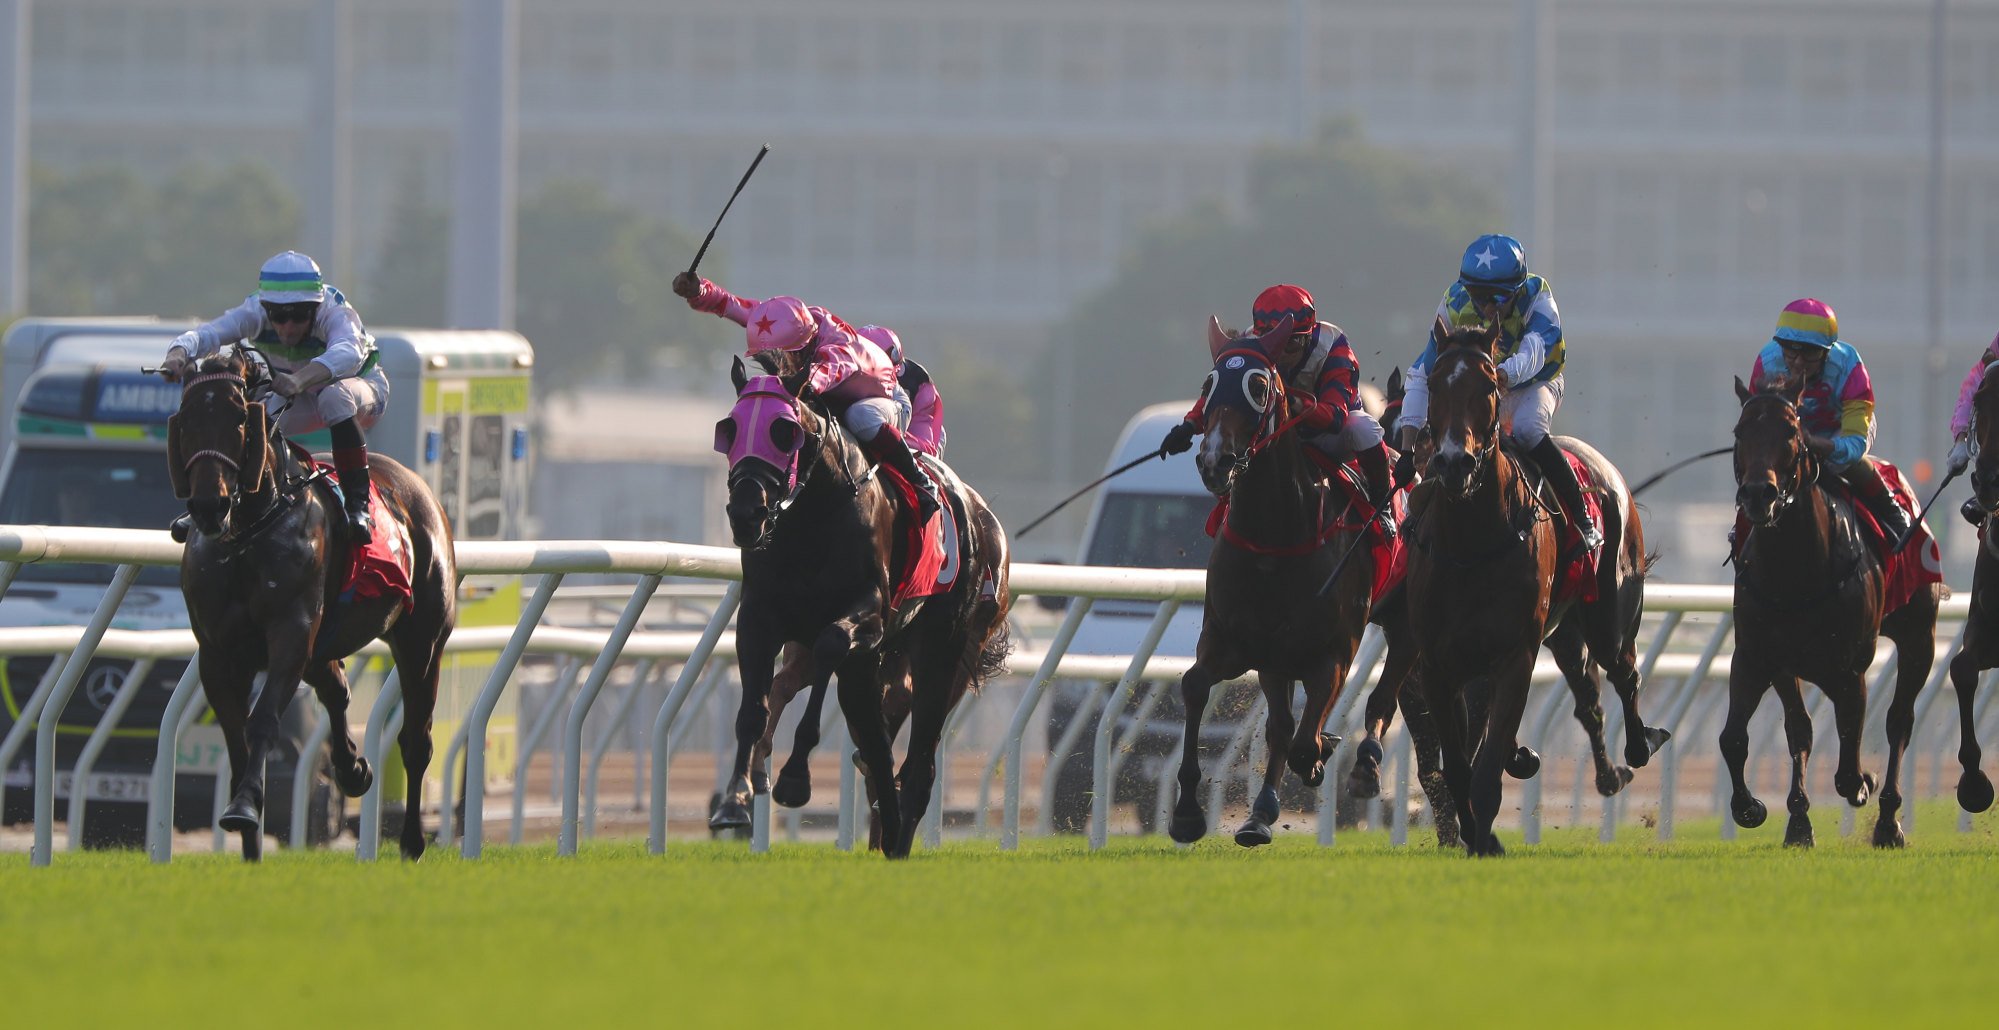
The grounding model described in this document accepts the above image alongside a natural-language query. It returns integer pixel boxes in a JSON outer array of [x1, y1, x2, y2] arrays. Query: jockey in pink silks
[[673, 272, 941, 518], [1947, 330, 1999, 525], [855, 324, 945, 458]]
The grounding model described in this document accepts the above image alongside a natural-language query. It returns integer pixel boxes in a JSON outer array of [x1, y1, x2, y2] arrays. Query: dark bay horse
[[1728, 375, 1942, 847], [713, 358, 1010, 858], [1167, 316, 1375, 847], [1946, 365, 1999, 815], [1409, 321, 1666, 856], [169, 350, 456, 860]]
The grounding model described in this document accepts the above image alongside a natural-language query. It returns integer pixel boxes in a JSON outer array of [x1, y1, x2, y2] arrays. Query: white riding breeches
[[1501, 375, 1563, 448], [277, 365, 389, 436], [1304, 408, 1385, 460], [842, 396, 900, 443]]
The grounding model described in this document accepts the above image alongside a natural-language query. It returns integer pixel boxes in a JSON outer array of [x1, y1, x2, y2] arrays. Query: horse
[[736, 644, 913, 850], [168, 349, 456, 860], [1408, 320, 1667, 856], [1728, 373, 1942, 847], [1347, 361, 1667, 846], [1946, 364, 1999, 816], [713, 357, 1010, 857], [1167, 315, 1377, 847]]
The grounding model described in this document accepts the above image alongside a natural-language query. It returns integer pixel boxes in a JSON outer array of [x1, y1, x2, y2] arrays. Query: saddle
[[875, 457, 961, 611], [1729, 458, 1942, 612], [286, 441, 416, 611]]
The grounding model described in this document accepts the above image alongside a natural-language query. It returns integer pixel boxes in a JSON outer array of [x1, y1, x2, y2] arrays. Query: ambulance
[[0, 317, 534, 846]]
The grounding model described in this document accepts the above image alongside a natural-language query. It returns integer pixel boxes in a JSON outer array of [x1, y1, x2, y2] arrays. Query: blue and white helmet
[[256, 250, 328, 305], [1457, 233, 1528, 289]]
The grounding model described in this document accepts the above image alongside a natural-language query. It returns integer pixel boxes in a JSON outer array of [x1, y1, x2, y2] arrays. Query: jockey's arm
[[681, 276, 757, 327], [1399, 310, 1446, 447], [1302, 340, 1359, 434], [313, 306, 371, 379], [169, 297, 264, 360], [1495, 290, 1561, 387]]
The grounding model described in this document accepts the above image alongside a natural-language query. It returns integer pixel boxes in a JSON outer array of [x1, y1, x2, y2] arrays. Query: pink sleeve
[[907, 381, 944, 455], [807, 339, 866, 397], [1951, 361, 1986, 438], [1839, 359, 1874, 405], [689, 278, 757, 327]]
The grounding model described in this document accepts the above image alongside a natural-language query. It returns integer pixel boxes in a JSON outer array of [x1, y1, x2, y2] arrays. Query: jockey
[[857, 324, 946, 458], [1946, 330, 1999, 525], [1400, 233, 1601, 552], [1749, 298, 1914, 542], [672, 272, 941, 518], [1160, 283, 1398, 539], [158, 251, 387, 544]]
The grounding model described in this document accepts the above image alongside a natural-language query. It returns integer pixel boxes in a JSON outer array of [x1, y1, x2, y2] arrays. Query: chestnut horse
[[1167, 316, 1376, 847], [1945, 365, 1999, 816], [713, 358, 1010, 857], [1728, 374, 1942, 847], [1409, 321, 1666, 856], [169, 349, 456, 860]]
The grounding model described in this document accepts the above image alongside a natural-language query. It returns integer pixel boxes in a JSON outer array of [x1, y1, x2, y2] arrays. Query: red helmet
[[1252, 284, 1315, 337]]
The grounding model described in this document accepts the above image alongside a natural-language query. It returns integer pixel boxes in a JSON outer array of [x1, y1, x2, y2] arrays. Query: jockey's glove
[[1950, 437, 1972, 476], [273, 360, 334, 398], [1161, 420, 1199, 456], [159, 348, 191, 383]]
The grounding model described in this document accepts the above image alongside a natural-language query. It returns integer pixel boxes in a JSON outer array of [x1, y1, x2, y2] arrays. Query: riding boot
[[169, 512, 194, 543], [1845, 458, 1914, 545], [1528, 436, 1603, 552], [1355, 441, 1397, 542], [330, 419, 374, 544], [1963, 496, 1987, 528], [864, 425, 942, 520]]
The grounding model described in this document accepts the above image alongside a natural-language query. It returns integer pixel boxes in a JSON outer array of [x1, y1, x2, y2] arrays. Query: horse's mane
[[191, 348, 252, 378]]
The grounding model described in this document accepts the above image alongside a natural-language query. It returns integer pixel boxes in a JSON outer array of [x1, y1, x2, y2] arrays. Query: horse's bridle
[[179, 365, 318, 555], [728, 403, 870, 551], [1733, 392, 1819, 527], [1209, 348, 1298, 495], [1434, 348, 1506, 497]]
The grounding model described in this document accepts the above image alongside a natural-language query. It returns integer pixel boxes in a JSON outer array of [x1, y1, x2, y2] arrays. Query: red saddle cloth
[[877, 462, 960, 611], [1729, 459, 1942, 613], [1552, 450, 1603, 605], [1206, 454, 1408, 605], [288, 443, 416, 612]]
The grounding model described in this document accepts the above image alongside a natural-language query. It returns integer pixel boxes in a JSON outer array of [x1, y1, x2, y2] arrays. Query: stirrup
[[1963, 497, 1988, 528], [169, 512, 193, 544], [346, 508, 374, 544], [1577, 519, 1604, 553]]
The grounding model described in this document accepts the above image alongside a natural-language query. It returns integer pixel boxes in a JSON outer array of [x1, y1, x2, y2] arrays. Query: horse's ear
[[241, 402, 272, 495], [730, 355, 748, 394], [714, 417, 737, 456], [166, 413, 191, 500], [1431, 316, 1450, 348], [1734, 375, 1753, 406], [1386, 367, 1403, 396], [1207, 315, 1232, 360]]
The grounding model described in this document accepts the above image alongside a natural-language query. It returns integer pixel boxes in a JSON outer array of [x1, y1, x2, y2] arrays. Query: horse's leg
[[837, 648, 899, 858], [1397, 681, 1460, 848], [710, 626, 780, 831], [1465, 654, 1535, 858], [225, 622, 314, 861], [1949, 614, 1996, 814], [1597, 494, 1669, 769], [1875, 602, 1936, 847], [1234, 670, 1297, 848], [1419, 663, 1479, 856], [1719, 662, 1773, 829], [199, 652, 257, 859], [1348, 634, 1414, 800], [767, 643, 816, 808], [892, 648, 958, 857], [1771, 676, 1816, 848], [1548, 618, 1625, 796], [301, 659, 373, 798], [1168, 662, 1225, 845], [389, 628, 444, 860], [860, 667, 915, 853], [1828, 668, 1875, 810]]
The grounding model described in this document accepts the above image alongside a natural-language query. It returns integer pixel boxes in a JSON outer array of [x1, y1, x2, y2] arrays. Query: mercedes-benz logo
[[84, 667, 125, 711]]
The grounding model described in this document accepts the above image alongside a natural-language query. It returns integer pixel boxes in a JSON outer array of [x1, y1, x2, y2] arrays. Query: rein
[[1731, 391, 1868, 610], [1211, 349, 1338, 554], [180, 365, 324, 559]]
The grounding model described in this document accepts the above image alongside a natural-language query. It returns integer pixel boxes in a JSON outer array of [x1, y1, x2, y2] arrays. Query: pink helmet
[[858, 324, 903, 366], [745, 296, 817, 355]]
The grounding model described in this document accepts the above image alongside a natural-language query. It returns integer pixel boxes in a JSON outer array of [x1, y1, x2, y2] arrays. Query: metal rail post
[[66, 658, 155, 849], [647, 583, 740, 853], [355, 670, 403, 861], [1088, 601, 1181, 848], [288, 698, 333, 849], [147, 659, 204, 862], [996, 598, 1092, 849], [558, 573, 662, 850], [1655, 613, 1731, 839], [32, 563, 140, 865], [583, 659, 658, 840], [514, 657, 583, 844], [461, 571, 564, 858]]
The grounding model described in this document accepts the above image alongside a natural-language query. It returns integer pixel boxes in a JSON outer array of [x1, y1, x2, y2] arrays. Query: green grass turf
[[4, 801, 1996, 1028]]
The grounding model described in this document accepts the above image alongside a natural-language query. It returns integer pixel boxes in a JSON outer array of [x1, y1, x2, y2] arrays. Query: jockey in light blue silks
[[160, 251, 388, 543], [1400, 233, 1601, 551]]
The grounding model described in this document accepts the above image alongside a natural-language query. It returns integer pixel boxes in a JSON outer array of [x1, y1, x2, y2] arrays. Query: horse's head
[[165, 349, 273, 539], [717, 355, 811, 548], [1731, 373, 1814, 526], [1424, 318, 1506, 499], [1193, 315, 1296, 496], [1969, 363, 1999, 515]]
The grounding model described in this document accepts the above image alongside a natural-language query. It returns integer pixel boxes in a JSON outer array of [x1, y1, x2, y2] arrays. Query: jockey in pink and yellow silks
[[1748, 297, 1912, 542], [1946, 330, 1999, 524], [673, 272, 940, 518]]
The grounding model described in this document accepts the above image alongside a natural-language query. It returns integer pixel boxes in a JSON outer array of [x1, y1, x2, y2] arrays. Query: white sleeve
[[1497, 292, 1558, 385], [310, 304, 370, 378], [180, 297, 265, 357]]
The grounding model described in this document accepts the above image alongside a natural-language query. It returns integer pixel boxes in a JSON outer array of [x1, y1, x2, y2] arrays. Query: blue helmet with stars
[[1457, 233, 1528, 289]]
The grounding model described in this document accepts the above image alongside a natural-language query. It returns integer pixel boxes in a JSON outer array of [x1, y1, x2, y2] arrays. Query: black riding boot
[[864, 425, 942, 520], [1845, 459, 1914, 546], [1528, 436, 1603, 552], [1963, 496, 1987, 528], [1355, 441, 1397, 541], [331, 419, 374, 544]]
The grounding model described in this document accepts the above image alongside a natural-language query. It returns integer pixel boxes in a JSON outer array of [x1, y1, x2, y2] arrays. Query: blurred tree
[[919, 338, 1039, 482], [27, 164, 153, 314], [1039, 119, 1499, 474], [367, 161, 449, 328]]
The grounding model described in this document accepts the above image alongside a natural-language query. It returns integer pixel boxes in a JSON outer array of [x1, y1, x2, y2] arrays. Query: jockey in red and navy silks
[[158, 250, 386, 543], [1160, 284, 1398, 538], [1400, 233, 1601, 552], [672, 272, 940, 518], [858, 324, 946, 458], [1748, 297, 1911, 542]]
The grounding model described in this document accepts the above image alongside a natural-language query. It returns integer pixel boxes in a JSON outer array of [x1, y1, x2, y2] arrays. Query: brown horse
[[168, 349, 456, 860], [1727, 374, 1941, 847], [1167, 316, 1375, 847], [1947, 365, 1999, 815], [1408, 321, 1666, 856], [713, 358, 1010, 857]]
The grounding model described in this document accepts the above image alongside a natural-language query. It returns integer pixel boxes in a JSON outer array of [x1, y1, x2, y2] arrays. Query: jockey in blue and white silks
[[160, 251, 388, 543], [1400, 233, 1600, 551]]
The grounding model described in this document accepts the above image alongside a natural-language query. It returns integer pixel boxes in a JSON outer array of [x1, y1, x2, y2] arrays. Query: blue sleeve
[[1828, 433, 1867, 470]]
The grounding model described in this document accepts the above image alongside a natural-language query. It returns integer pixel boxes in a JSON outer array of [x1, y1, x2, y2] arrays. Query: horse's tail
[[960, 497, 1013, 694]]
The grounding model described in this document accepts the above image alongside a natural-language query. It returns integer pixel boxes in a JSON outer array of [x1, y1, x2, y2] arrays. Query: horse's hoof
[[240, 831, 262, 863], [1250, 786, 1280, 827], [1636, 725, 1672, 765], [1872, 819, 1906, 849], [1468, 833, 1505, 858], [772, 772, 812, 809], [1434, 819, 1462, 850], [1234, 819, 1273, 848], [1844, 771, 1876, 808], [1505, 746, 1541, 780], [1347, 739, 1384, 799], [1959, 770, 1996, 813], [335, 758, 374, 799], [708, 799, 751, 831], [1783, 816, 1815, 848], [1733, 795, 1768, 829], [219, 800, 261, 835], [1168, 809, 1208, 845], [400, 832, 427, 862]]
